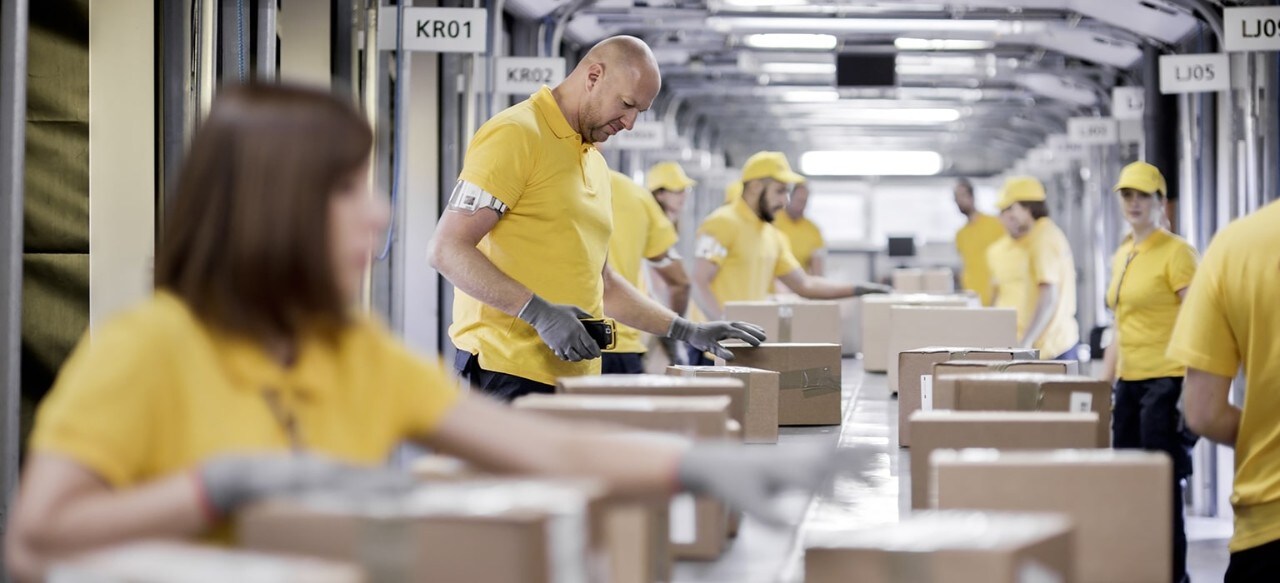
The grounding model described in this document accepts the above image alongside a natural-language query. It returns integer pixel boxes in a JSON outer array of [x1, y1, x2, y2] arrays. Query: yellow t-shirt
[[987, 235, 1031, 338], [31, 292, 461, 490], [956, 214, 1006, 306], [772, 212, 825, 272], [606, 171, 678, 354], [1024, 218, 1079, 359], [1105, 229, 1198, 381], [451, 86, 613, 385], [691, 198, 802, 321], [1167, 200, 1280, 553]]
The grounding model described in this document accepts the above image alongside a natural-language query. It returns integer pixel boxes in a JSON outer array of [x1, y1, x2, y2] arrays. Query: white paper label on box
[[1111, 87, 1145, 120], [669, 493, 697, 545], [1067, 117, 1118, 145], [1159, 54, 1231, 94], [608, 121, 666, 150], [1017, 559, 1065, 583], [377, 7, 487, 53], [495, 57, 565, 94], [1069, 391, 1093, 413], [920, 375, 934, 411], [1225, 7, 1280, 52]]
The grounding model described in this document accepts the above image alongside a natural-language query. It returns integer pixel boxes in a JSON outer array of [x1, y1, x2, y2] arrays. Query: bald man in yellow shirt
[[953, 178, 1005, 306]]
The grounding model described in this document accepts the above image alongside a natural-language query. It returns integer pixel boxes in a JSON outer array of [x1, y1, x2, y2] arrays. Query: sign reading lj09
[[1225, 7, 1280, 52], [377, 7, 487, 53]]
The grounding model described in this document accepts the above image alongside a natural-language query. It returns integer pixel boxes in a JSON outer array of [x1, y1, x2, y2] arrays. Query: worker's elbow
[[426, 236, 450, 273], [1183, 399, 1212, 437]]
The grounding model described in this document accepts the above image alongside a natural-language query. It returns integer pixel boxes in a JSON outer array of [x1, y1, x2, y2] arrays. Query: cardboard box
[[933, 450, 1172, 583], [50, 541, 364, 583], [238, 480, 603, 583], [512, 394, 732, 560], [932, 373, 1113, 447], [666, 365, 780, 443], [886, 306, 1017, 394], [714, 343, 843, 426], [557, 374, 747, 440], [932, 359, 1080, 379], [908, 410, 1100, 509], [805, 510, 1074, 583], [723, 300, 842, 344], [896, 347, 1038, 447], [860, 295, 977, 373], [892, 268, 925, 292], [922, 268, 956, 293]]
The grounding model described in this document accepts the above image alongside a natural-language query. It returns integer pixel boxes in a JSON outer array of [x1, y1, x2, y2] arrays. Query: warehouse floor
[[674, 359, 1232, 582]]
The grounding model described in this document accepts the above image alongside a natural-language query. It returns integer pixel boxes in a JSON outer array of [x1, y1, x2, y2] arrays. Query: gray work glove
[[518, 294, 601, 362], [667, 317, 766, 361], [198, 453, 416, 518], [854, 282, 893, 296], [676, 442, 878, 527], [657, 336, 687, 366]]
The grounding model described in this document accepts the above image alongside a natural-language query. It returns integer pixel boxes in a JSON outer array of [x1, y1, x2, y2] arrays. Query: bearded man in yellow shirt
[[953, 178, 1005, 306]]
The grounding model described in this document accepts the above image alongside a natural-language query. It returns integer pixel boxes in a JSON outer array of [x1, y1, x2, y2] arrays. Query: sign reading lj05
[[1159, 54, 1230, 94], [1225, 7, 1280, 52], [377, 7, 487, 53]]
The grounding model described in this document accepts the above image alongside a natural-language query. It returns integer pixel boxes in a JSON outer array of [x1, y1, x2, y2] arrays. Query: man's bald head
[[557, 35, 662, 144]]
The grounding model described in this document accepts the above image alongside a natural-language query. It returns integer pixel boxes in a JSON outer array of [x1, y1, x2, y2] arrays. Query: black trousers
[[602, 352, 645, 374], [1113, 376, 1197, 583], [453, 350, 554, 402], [1227, 537, 1280, 582]]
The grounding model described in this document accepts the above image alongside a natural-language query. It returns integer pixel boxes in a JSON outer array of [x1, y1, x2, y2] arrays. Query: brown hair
[[1019, 200, 1050, 220], [155, 84, 373, 342]]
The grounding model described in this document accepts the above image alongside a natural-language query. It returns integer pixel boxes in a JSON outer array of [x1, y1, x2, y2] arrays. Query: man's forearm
[[691, 284, 722, 320], [1020, 289, 1057, 348], [603, 268, 677, 336], [793, 276, 856, 300], [432, 241, 534, 316]]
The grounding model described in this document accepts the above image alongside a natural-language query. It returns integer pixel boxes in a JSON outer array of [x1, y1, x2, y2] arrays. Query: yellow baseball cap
[[1113, 161, 1166, 196], [723, 181, 743, 203], [741, 151, 805, 184], [996, 176, 1047, 211], [645, 161, 697, 192]]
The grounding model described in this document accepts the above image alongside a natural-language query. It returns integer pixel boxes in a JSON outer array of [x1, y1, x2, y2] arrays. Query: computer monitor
[[887, 236, 916, 258]]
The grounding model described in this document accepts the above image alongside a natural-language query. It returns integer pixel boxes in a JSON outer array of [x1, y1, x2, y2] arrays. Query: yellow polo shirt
[[606, 171, 678, 354], [451, 86, 613, 385], [772, 212, 825, 272], [1105, 229, 1198, 381], [691, 198, 802, 321], [31, 292, 461, 490], [1168, 200, 1280, 553], [956, 214, 1006, 306], [987, 235, 1031, 338], [1024, 218, 1079, 359]]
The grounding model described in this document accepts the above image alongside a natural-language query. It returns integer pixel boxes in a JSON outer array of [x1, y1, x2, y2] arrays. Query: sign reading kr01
[[378, 7, 487, 53]]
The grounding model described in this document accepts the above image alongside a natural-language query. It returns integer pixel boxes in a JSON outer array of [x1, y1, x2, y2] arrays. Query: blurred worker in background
[[723, 181, 742, 205], [1102, 162, 1198, 583], [429, 36, 764, 401], [1169, 200, 1280, 582], [953, 178, 1005, 306], [688, 151, 890, 365], [773, 180, 827, 277], [2, 84, 851, 582], [987, 211, 1032, 340], [604, 170, 691, 373], [993, 176, 1079, 360], [648, 161, 693, 228]]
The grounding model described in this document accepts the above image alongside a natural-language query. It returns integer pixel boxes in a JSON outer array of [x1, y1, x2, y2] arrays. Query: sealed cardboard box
[[892, 268, 925, 292], [557, 375, 747, 440], [933, 450, 1172, 583], [908, 410, 1100, 509], [933, 359, 1080, 379], [922, 268, 956, 294], [512, 394, 731, 560], [666, 365, 780, 443], [50, 541, 364, 583], [886, 306, 1018, 395], [723, 300, 842, 344], [896, 347, 1037, 447], [860, 294, 976, 372], [805, 510, 1074, 583], [239, 480, 601, 583], [932, 373, 1113, 447], [714, 343, 843, 426]]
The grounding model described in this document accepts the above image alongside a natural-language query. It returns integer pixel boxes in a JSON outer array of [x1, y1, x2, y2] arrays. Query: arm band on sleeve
[[447, 180, 509, 216]]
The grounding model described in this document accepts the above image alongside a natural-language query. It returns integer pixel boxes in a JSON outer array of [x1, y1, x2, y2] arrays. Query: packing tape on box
[[361, 516, 415, 583], [778, 305, 793, 342], [1018, 381, 1043, 410], [778, 367, 840, 397]]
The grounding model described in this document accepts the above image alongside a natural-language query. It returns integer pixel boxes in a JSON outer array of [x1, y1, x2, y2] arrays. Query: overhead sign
[[1111, 87, 1145, 121], [1048, 134, 1084, 160], [378, 7, 486, 53], [495, 57, 565, 94], [1067, 117, 1119, 145], [608, 122, 666, 150], [1225, 6, 1280, 52], [1159, 54, 1230, 94]]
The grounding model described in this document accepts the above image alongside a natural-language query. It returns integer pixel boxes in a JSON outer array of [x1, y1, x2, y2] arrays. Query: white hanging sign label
[[1111, 87, 1145, 121], [495, 57, 566, 94], [1159, 54, 1230, 94], [1225, 7, 1280, 52], [608, 121, 667, 150], [378, 7, 487, 53], [1067, 118, 1118, 145]]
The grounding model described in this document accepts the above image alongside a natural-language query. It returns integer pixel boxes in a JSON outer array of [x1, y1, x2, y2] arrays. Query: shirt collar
[[731, 197, 766, 227], [531, 86, 580, 141], [1122, 228, 1168, 254], [213, 326, 343, 401]]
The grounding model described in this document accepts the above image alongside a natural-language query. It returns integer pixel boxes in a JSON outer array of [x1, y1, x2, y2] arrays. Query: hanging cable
[[236, 0, 247, 81], [376, 1, 407, 261]]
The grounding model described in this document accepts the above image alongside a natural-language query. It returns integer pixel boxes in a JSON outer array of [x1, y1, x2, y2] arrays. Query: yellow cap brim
[[775, 169, 805, 184], [1112, 179, 1159, 195]]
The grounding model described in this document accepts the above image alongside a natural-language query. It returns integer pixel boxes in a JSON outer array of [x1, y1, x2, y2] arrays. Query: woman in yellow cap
[[1102, 161, 1199, 583]]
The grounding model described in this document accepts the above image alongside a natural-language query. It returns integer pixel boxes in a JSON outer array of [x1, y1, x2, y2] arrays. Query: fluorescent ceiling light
[[744, 33, 837, 50], [760, 62, 836, 75], [816, 108, 961, 123], [723, 0, 807, 6], [800, 150, 944, 176], [895, 37, 995, 51], [782, 90, 839, 102], [712, 17, 1006, 34]]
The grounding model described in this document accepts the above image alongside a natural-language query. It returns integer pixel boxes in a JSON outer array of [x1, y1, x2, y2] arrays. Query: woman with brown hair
[[2, 85, 837, 581]]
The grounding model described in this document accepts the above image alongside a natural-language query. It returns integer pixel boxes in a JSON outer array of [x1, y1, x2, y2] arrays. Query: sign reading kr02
[[378, 7, 487, 53], [495, 58, 566, 94]]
